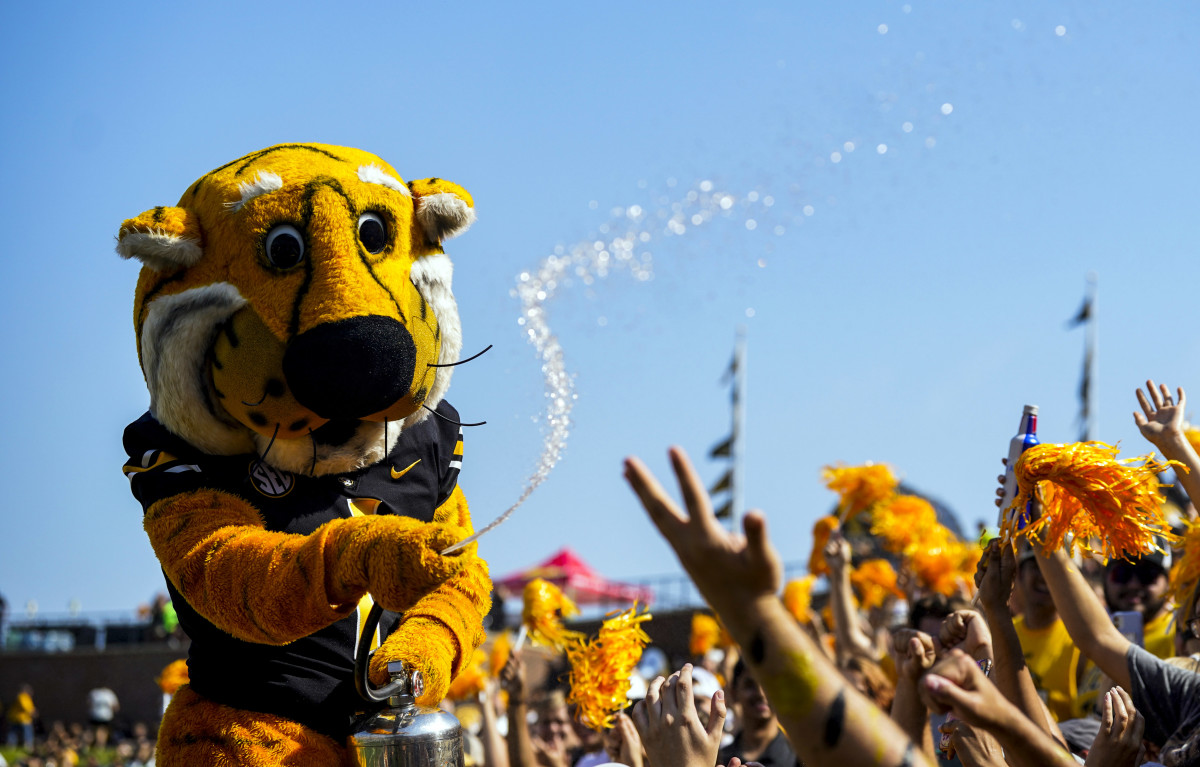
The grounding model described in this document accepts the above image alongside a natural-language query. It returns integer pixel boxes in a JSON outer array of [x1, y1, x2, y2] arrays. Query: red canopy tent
[[495, 547, 654, 606]]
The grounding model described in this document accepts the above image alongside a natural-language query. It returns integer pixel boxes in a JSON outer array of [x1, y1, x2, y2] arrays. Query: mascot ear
[[116, 207, 203, 271], [409, 179, 476, 244]]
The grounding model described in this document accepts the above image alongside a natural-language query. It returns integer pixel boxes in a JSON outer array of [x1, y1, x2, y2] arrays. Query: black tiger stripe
[[294, 546, 311, 588], [144, 291, 232, 424], [136, 269, 188, 330], [242, 576, 276, 643], [192, 144, 345, 197], [165, 513, 196, 542], [153, 206, 165, 224]]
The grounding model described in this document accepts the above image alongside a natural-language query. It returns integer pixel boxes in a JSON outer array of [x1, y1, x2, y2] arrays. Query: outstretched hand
[[1133, 379, 1187, 450], [918, 650, 1006, 729], [823, 529, 852, 574], [624, 447, 782, 614], [1084, 687, 1145, 767], [974, 540, 1016, 613], [631, 664, 727, 767]]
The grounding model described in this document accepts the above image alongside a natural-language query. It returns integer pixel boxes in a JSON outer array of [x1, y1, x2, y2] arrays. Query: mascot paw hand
[[365, 520, 470, 612], [371, 635, 452, 707]]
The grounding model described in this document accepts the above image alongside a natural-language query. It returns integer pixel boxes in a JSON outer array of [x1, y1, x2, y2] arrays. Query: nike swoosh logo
[[390, 459, 421, 480]]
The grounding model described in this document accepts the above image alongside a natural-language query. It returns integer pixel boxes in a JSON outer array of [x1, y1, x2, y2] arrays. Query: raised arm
[[500, 650, 538, 767], [1133, 380, 1200, 514], [888, 629, 937, 762], [824, 530, 878, 665], [1032, 542, 1131, 690], [624, 447, 934, 767], [919, 650, 1074, 767], [974, 540, 1063, 743]]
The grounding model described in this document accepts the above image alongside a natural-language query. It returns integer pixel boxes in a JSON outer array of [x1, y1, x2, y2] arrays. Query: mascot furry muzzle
[[117, 144, 475, 474]]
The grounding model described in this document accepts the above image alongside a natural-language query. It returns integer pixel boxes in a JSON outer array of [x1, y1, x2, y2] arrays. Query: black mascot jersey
[[122, 401, 464, 740]]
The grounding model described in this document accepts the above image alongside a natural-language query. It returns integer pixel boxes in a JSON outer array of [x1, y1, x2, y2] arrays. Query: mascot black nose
[[283, 316, 416, 420]]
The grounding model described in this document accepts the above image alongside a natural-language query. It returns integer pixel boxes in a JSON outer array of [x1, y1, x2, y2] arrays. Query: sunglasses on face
[[1107, 562, 1165, 586]]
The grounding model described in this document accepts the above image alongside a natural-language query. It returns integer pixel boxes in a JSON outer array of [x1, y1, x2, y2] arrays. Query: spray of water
[[442, 179, 788, 553]]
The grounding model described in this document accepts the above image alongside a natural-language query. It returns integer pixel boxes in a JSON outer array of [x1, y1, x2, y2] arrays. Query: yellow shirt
[[6, 691, 35, 725], [1013, 615, 1080, 722], [1144, 608, 1176, 660]]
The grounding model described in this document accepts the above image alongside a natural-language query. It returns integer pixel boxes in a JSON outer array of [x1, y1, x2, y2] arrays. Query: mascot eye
[[264, 224, 305, 269], [358, 212, 388, 254]]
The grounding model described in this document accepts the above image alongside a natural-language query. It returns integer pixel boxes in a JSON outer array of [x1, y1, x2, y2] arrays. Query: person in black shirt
[[718, 659, 804, 767]]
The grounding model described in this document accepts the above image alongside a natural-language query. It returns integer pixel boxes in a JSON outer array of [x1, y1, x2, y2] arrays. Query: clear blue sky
[[2, 1, 1198, 617]]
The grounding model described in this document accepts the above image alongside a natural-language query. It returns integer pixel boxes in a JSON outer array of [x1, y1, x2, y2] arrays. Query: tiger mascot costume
[[117, 143, 491, 766]]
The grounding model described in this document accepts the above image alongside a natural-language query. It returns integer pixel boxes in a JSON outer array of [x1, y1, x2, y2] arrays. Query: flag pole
[[1084, 273, 1097, 442], [732, 326, 747, 530]]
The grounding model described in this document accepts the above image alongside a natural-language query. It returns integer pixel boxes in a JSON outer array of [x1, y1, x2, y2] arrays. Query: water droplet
[[1011, 18, 1023, 30], [597, 316, 608, 327], [844, 141, 856, 152], [691, 214, 703, 225], [773, 226, 785, 236], [747, 191, 759, 202], [758, 258, 768, 267], [878, 23, 888, 34], [1055, 25, 1066, 36], [720, 195, 734, 210], [745, 219, 757, 230], [941, 103, 953, 115], [763, 196, 774, 207], [831, 151, 842, 163], [803, 205, 815, 216], [925, 137, 937, 148], [627, 204, 643, 218], [902, 121, 914, 133], [745, 308, 756, 318], [902, 4, 911, 12], [588, 200, 598, 209], [877, 144, 888, 154]]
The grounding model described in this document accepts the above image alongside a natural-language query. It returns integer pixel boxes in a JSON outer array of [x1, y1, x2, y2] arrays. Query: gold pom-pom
[[909, 539, 980, 597], [447, 648, 488, 701], [782, 576, 816, 623], [523, 578, 584, 652], [1185, 428, 1200, 458], [689, 613, 729, 656], [870, 495, 942, 556], [850, 559, 904, 609], [808, 515, 840, 576], [157, 658, 190, 695], [1002, 442, 1180, 560], [489, 632, 512, 678], [566, 606, 652, 730], [823, 463, 899, 522], [1170, 517, 1200, 606]]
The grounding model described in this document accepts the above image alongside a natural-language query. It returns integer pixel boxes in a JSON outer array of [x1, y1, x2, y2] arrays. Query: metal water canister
[[350, 604, 465, 767]]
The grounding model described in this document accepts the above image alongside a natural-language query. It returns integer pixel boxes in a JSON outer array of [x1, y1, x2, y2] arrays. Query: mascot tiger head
[[117, 143, 474, 475]]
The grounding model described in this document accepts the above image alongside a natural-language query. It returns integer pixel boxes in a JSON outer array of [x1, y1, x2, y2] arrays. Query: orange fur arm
[[144, 488, 467, 644], [371, 484, 492, 705]]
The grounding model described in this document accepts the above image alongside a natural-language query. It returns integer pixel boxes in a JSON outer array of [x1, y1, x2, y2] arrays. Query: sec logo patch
[[249, 461, 294, 497]]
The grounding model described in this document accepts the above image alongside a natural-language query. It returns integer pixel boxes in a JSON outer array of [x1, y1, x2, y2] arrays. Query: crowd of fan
[[1, 706, 156, 767], [5, 382, 1200, 767], [459, 380, 1199, 767]]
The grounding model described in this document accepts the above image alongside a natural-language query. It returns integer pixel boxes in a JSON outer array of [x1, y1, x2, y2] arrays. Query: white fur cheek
[[409, 254, 461, 416], [140, 283, 255, 455]]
